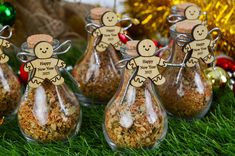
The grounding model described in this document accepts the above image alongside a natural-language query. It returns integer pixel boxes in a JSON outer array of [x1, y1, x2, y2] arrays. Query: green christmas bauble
[[0, 2, 16, 26]]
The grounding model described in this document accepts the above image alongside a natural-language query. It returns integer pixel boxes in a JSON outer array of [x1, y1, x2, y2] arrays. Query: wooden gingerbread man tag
[[183, 24, 215, 67], [24, 41, 66, 88], [0, 26, 12, 64], [126, 39, 167, 87], [184, 6, 201, 21], [168, 5, 202, 25], [182, 5, 202, 25], [92, 11, 124, 52]]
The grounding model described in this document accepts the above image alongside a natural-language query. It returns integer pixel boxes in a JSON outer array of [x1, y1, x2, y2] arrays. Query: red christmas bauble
[[118, 33, 128, 44], [153, 40, 163, 48], [19, 63, 28, 83], [216, 57, 235, 72], [153, 40, 159, 47]]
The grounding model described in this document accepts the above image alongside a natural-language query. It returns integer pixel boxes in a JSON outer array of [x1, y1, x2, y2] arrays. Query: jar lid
[[27, 34, 53, 49], [90, 7, 112, 20], [126, 40, 139, 57], [175, 20, 199, 33]]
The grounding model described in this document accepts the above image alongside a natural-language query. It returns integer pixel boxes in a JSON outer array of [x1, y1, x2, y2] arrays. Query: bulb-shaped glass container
[[17, 36, 81, 142], [72, 8, 121, 106], [103, 41, 167, 150], [156, 23, 213, 119], [0, 25, 21, 122]]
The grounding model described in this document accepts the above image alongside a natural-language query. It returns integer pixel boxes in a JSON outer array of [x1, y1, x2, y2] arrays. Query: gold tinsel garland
[[124, 0, 235, 58]]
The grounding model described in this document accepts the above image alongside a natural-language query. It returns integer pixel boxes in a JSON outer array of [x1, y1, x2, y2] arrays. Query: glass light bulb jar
[[156, 21, 213, 119], [0, 25, 21, 122], [17, 34, 82, 142], [103, 41, 167, 150], [72, 8, 121, 106]]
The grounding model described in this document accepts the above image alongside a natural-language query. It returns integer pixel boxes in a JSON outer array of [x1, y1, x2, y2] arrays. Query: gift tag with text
[[92, 11, 125, 52], [182, 24, 221, 67], [0, 25, 13, 64], [126, 39, 168, 87]]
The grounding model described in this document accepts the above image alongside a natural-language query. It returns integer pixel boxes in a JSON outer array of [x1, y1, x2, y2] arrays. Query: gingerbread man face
[[192, 25, 208, 40], [34, 41, 53, 59], [137, 39, 156, 56], [101, 11, 118, 26], [184, 6, 200, 20]]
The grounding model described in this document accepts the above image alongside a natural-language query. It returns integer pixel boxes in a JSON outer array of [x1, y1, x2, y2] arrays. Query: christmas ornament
[[19, 63, 28, 83], [227, 71, 235, 94], [153, 40, 163, 48], [0, 2, 16, 26], [124, 0, 235, 58], [215, 56, 235, 93], [216, 57, 235, 72], [118, 33, 128, 44], [204, 67, 229, 88]]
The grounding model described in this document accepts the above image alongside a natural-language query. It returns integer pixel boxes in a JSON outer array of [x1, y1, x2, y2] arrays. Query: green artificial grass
[[0, 40, 234, 156]]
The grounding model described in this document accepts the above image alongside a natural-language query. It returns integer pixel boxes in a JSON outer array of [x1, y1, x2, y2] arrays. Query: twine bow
[[17, 40, 72, 63], [0, 25, 12, 40]]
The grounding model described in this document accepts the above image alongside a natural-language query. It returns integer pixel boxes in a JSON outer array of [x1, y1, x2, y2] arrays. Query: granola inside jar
[[156, 21, 213, 119], [0, 25, 21, 121], [17, 34, 81, 142], [0, 64, 21, 119], [103, 41, 167, 150], [72, 7, 121, 106]]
